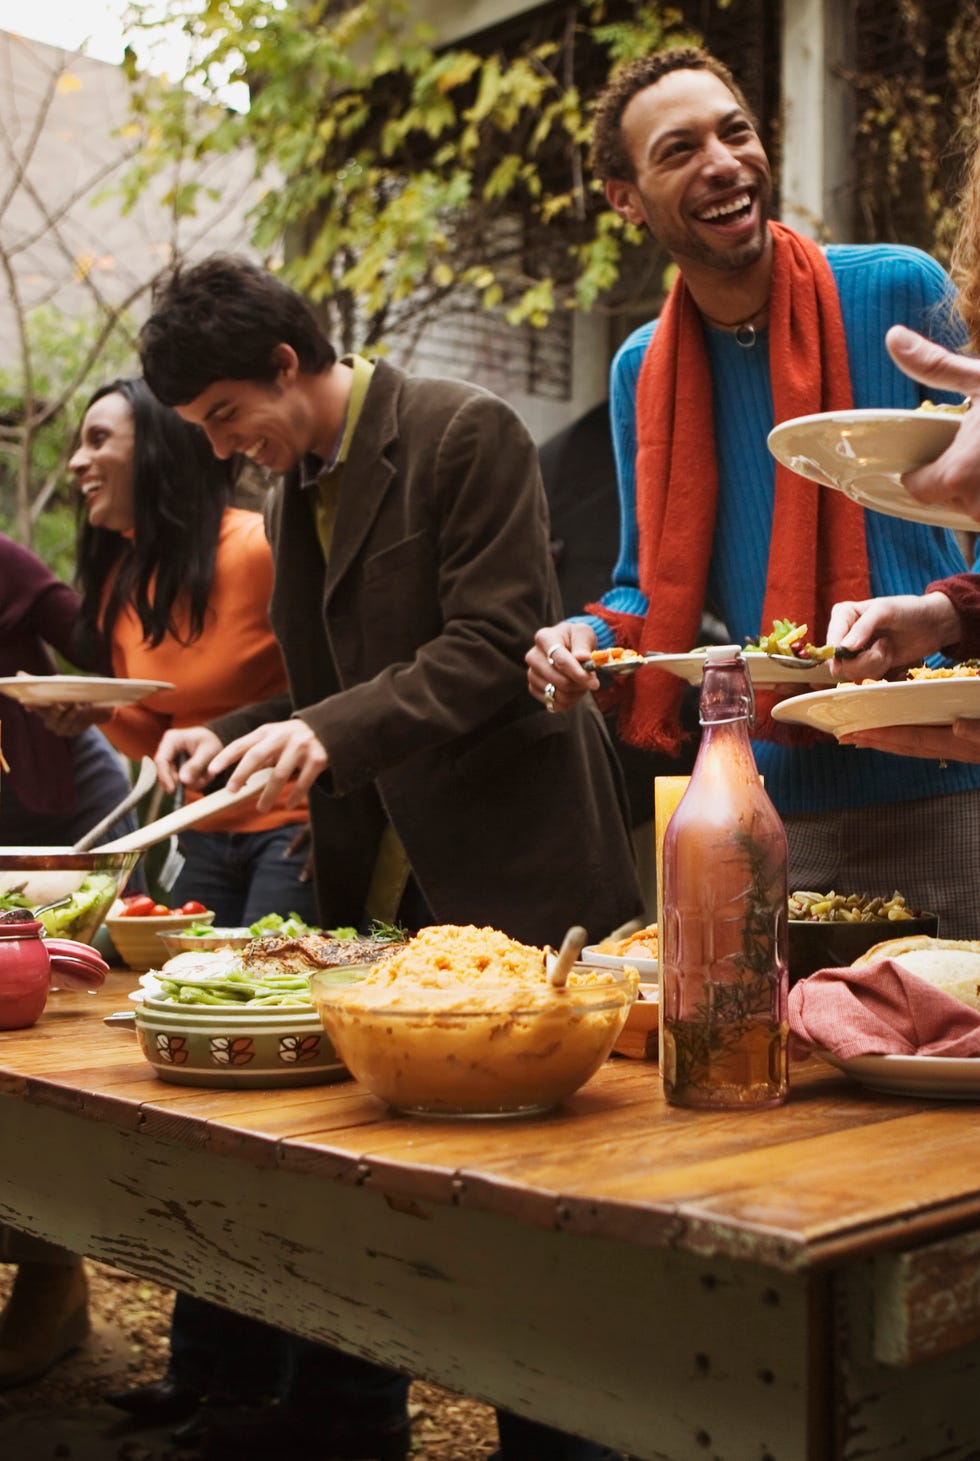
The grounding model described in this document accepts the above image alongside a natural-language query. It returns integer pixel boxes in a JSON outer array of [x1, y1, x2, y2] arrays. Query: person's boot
[[0, 1258, 90, 1388], [108, 1374, 203, 1426]]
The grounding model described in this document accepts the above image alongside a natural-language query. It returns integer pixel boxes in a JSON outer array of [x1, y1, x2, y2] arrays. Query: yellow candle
[[654, 776, 690, 915]]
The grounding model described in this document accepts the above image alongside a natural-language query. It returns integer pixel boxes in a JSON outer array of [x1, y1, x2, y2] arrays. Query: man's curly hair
[[589, 47, 754, 185]]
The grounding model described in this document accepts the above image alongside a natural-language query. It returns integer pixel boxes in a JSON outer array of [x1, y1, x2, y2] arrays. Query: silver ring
[[546, 642, 563, 667], [544, 681, 557, 713]]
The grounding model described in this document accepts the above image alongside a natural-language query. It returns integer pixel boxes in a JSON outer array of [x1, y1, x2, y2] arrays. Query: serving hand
[[154, 726, 223, 793], [885, 325, 980, 522], [825, 592, 962, 682], [208, 720, 328, 813], [526, 621, 600, 713]]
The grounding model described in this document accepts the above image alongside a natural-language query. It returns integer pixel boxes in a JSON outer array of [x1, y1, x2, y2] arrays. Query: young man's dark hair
[[139, 254, 337, 406], [589, 46, 754, 184]]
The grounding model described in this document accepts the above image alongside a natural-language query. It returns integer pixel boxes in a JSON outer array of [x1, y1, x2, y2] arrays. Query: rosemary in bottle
[[660, 646, 789, 1108]]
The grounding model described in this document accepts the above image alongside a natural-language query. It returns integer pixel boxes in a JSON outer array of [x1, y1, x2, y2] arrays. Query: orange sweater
[[104, 508, 306, 833]]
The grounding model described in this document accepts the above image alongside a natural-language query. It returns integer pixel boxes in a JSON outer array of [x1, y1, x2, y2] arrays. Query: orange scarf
[[590, 221, 870, 753]]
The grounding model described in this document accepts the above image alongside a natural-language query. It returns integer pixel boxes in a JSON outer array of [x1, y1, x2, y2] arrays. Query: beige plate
[[770, 678, 980, 737], [647, 652, 833, 688], [767, 409, 965, 529], [816, 1049, 980, 1099], [0, 675, 174, 707]]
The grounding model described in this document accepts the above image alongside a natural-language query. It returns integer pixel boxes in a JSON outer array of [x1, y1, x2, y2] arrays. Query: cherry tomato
[[150, 903, 172, 917], [122, 895, 156, 917], [179, 900, 208, 915]]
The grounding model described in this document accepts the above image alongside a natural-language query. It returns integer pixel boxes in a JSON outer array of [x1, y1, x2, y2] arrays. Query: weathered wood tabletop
[[2, 972, 979, 1461]]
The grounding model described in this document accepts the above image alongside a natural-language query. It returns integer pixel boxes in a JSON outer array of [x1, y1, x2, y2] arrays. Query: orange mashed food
[[312, 924, 638, 1115]]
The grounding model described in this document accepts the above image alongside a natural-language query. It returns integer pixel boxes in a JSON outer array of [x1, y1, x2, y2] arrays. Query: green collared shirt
[[310, 353, 376, 561]]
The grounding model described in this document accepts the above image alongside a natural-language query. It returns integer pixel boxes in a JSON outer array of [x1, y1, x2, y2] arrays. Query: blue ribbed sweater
[[584, 243, 980, 814]]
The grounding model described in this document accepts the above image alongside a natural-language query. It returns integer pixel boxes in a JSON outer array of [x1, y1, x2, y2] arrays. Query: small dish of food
[[583, 923, 658, 977]]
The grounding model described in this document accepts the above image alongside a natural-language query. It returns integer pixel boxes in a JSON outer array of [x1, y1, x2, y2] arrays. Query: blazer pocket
[[361, 532, 441, 654], [452, 710, 570, 783], [363, 531, 434, 584]]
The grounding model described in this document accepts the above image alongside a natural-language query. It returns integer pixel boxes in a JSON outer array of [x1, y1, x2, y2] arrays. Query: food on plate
[[915, 399, 969, 414], [596, 923, 659, 959], [243, 931, 402, 979], [838, 659, 980, 686], [744, 618, 835, 662], [589, 647, 646, 667], [907, 660, 980, 679], [788, 890, 921, 923], [311, 923, 638, 1114], [142, 929, 402, 1007], [852, 935, 980, 1011]]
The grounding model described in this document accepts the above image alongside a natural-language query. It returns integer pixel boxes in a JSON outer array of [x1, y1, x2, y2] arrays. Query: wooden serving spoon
[[546, 925, 589, 988]]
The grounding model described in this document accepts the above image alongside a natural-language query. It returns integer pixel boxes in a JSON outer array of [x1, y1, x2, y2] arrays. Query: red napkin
[[788, 959, 980, 1060]]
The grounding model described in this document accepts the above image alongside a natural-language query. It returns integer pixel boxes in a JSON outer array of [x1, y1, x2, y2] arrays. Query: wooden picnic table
[[2, 971, 980, 1461]]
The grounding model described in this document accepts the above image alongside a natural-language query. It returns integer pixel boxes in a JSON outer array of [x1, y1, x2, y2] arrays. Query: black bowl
[[787, 913, 939, 986]]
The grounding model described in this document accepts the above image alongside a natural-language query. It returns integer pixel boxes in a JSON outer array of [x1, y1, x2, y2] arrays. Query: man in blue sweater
[[527, 46, 980, 935]]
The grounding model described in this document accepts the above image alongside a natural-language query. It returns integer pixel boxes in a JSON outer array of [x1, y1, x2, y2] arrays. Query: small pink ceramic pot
[[0, 912, 109, 1030]]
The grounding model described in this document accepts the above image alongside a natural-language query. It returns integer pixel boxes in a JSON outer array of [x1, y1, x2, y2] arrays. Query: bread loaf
[[852, 935, 980, 1011]]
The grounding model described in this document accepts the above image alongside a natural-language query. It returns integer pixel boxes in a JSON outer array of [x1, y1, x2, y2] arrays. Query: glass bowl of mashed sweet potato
[[310, 923, 638, 1117]]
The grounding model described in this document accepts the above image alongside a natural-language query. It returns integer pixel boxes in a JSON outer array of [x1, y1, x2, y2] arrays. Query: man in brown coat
[[139, 253, 639, 1461]]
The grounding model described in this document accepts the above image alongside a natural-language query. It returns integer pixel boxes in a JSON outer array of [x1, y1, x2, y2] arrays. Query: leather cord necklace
[[699, 302, 770, 349]]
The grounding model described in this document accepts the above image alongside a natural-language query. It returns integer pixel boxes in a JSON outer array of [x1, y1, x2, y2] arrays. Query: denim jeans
[[168, 825, 318, 927], [167, 1294, 408, 1422], [0, 728, 138, 848]]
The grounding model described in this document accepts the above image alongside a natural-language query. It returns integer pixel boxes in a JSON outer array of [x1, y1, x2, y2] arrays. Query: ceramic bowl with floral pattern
[[133, 998, 348, 1089]]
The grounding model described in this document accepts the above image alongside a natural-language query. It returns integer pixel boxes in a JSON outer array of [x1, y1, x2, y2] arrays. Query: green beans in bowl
[[787, 890, 938, 985]]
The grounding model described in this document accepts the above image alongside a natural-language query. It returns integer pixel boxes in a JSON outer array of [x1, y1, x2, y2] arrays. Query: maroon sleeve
[[0, 535, 108, 673], [925, 573, 980, 659]]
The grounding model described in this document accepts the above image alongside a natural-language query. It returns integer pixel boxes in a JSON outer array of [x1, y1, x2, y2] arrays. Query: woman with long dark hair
[[60, 377, 315, 922]]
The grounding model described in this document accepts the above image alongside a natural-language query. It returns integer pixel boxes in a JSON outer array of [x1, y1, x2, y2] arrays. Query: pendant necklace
[[699, 303, 769, 349]]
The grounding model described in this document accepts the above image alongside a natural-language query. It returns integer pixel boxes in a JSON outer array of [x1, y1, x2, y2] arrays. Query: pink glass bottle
[[660, 646, 789, 1108]]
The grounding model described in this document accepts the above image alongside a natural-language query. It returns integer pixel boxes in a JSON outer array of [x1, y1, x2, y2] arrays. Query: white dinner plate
[[0, 675, 174, 708], [582, 945, 659, 978], [816, 1049, 980, 1099], [767, 408, 967, 529], [770, 677, 980, 737], [646, 651, 833, 688]]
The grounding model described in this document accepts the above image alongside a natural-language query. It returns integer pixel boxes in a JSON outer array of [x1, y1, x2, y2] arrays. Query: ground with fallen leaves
[[0, 1260, 498, 1458]]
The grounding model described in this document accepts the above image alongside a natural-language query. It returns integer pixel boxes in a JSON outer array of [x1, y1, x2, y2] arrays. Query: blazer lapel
[[323, 359, 401, 595]]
